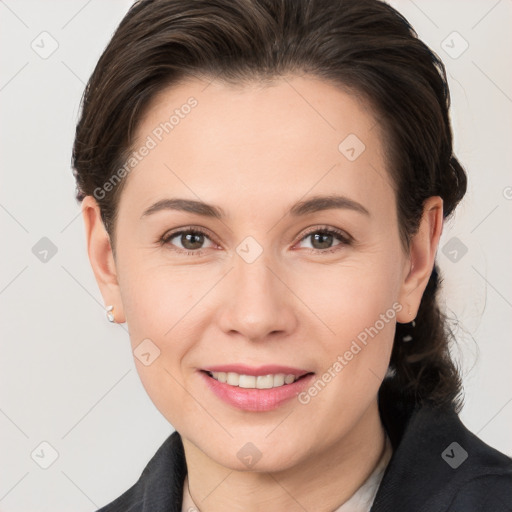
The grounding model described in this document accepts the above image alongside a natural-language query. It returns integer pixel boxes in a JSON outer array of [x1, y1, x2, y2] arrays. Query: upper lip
[[201, 364, 313, 378]]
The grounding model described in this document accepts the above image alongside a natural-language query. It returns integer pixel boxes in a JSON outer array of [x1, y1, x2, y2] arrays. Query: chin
[[204, 438, 307, 474]]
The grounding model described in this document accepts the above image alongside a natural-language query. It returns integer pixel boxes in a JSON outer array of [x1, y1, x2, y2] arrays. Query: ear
[[82, 196, 126, 324], [396, 196, 443, 324]]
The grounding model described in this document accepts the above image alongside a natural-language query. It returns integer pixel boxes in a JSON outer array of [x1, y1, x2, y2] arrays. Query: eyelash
[[159, 225, 353, 257]]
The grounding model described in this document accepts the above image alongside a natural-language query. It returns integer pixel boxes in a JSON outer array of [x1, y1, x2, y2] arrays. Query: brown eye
[[178, 231, 205, 250], [298, 227, 352, 253], [310, 232, 336, 250], [161, 228, 215, 254]]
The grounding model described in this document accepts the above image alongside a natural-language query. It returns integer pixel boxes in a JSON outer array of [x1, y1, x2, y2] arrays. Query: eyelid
[[160, 224, 353, 255], [161, 225, 214, 241], [160, 226, 217, 248], [297, 225, 353, 245]]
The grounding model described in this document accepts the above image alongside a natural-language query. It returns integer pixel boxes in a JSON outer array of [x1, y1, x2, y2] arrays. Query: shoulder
[[449, 472, 512, 510], [95, 430, 187, 512], [445, 425, 512, 511], [372, 402, 512, 511]]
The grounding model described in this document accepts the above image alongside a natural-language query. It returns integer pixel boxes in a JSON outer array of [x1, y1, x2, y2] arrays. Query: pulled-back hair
[[72, 0, 467, 411]]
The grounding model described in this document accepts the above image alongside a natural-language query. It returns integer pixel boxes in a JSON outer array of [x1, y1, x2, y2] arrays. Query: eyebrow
[[140, 194, 370, 219]]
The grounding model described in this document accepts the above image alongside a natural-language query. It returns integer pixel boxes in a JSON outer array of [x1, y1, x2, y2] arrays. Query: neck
[[181, 399, 388, 512]]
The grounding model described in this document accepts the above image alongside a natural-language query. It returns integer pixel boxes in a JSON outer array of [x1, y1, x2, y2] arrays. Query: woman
[[72, 0, 512, 510]]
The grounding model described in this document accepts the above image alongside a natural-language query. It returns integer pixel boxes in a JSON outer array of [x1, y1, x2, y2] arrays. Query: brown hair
[[72, 0, 467, 412]]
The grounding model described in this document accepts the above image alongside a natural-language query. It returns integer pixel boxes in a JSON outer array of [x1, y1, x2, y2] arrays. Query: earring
[[106, 305, 115, 323]]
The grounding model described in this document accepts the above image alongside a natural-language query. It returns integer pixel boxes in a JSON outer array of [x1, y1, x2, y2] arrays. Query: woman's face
[[89, 76, 430, 471]]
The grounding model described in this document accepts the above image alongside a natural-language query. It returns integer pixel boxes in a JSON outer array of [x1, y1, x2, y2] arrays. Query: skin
[[82, 75, 443, 512]]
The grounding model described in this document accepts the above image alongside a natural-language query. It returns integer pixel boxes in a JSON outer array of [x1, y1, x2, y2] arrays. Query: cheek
[[119, 260, 198, 340], [118, 268, 197, 428], [307, 251, 402, 380], [116, 263, 192, 392], [296, 272, 399, 426], [326, 286, 397, 378], [309, 251, 402, 333]]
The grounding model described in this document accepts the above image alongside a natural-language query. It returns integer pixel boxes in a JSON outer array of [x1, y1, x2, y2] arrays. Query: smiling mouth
[[202, 370, 314, 390]]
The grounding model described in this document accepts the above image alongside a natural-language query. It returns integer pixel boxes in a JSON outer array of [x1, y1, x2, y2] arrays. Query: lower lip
[[199, 371, 315, 412]]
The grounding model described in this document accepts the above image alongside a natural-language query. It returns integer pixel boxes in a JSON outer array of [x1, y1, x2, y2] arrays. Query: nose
[[216, 248, 298, 343]]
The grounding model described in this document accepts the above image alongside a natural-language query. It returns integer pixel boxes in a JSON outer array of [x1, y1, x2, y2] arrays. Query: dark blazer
[[96, 392, 512, 512]]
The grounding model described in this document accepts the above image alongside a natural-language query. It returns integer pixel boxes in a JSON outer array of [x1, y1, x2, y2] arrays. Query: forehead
[[121, 75, 393, 215]]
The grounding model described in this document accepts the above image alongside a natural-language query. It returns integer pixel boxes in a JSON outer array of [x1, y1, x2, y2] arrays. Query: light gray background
[[1, 0, 511, 510]]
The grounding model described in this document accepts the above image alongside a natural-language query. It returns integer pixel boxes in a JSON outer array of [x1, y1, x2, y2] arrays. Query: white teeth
[[273, 374, 285, 387], [227, 372, 239, 386], [216, 372, 227, 383], [284, 374, 296, 384], [209, 371, 300, 389], [256, 375, 274, 389], [239, 375, 256, 388]]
